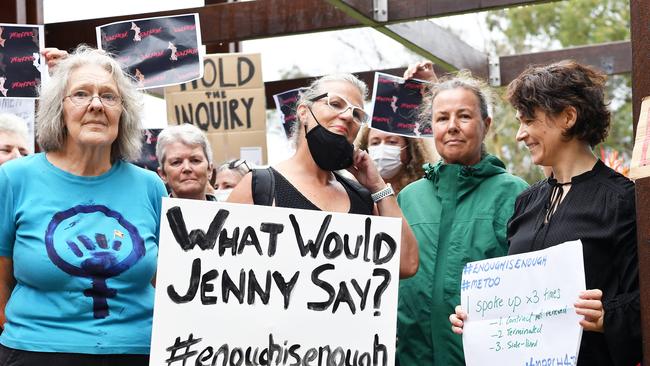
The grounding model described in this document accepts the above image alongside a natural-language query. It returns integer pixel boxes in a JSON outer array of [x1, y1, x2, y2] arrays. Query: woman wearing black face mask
[[228, 74, 419, 279]]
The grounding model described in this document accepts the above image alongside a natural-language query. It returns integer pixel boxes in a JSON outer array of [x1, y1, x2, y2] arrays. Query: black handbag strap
[[251, 167, 275, 206]]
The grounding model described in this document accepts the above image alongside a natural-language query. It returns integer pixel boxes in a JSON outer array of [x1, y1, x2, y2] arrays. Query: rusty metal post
[[631, 0, 650, 363]]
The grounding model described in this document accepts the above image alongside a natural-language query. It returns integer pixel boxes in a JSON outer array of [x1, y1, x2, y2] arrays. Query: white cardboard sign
[[461, 240, 585, 366], [150, 198, 402, 366]]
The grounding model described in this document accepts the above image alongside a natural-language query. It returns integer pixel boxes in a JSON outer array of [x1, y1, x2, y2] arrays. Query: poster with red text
[[96, 14, 203, 89], [0, 23, 45, 99], [369, 72, 431, 138], [273, 88, 306, 138]]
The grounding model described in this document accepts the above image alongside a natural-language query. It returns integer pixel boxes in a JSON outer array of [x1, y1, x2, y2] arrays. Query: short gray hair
[[290, 73, 368, 145], [156, 123, 213, 167], [0, 113, 29, 146], [37, 45, 144, 161]]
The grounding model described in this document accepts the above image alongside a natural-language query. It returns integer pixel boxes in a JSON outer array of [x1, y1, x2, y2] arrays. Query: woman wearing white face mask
[[213, 159, 250, 201], [357, 128, 433, 194]]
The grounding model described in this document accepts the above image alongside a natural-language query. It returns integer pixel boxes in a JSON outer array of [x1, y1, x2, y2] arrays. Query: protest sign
[[165, 53, 267, 165], [369, 72, 431, 138], [133, 128, 162, 172], [630, 97, 650, 179], [273, 88, 305, 138], [461, 240, 585, 366], [0, 23, 45, 98], [0, 98, 35, 151], [150, 198, 402, 366], [97, 14, 203, 89]]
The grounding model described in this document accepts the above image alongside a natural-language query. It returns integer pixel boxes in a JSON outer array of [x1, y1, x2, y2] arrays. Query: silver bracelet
[[371, 183, 394, 203]]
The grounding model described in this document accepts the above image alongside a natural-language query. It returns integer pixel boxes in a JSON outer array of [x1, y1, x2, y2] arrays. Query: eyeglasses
[[227, 159, 251, 172], [64, 90, 122, 107], [310, 92, 368, 125]]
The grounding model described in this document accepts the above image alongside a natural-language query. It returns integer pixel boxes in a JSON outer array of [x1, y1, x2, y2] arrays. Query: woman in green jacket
[[396, 63, 528, 366]]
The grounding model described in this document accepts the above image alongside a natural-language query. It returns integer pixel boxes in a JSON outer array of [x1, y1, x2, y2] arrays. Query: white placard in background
[[239, 146, 262, 166], [0, 98, 35, 152], [461, 240, 585, 366], [150, 198, 402, 366]]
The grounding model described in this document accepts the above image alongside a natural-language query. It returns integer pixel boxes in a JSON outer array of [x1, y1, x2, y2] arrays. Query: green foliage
[[484, 0, 631, 184]]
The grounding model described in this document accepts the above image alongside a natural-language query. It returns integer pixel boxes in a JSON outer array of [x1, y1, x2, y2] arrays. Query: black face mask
[[304, 107, 354, 171]]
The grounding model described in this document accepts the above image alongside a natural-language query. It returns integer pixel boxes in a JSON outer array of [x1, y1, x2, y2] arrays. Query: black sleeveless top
[[254, 167, 373, 215]]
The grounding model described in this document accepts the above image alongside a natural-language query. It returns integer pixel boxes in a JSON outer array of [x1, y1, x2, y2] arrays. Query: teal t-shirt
[[0, 153, 167, 354]]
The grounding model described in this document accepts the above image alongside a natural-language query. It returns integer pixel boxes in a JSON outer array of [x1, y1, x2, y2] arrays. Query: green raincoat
[[396, 155, 528, 366]]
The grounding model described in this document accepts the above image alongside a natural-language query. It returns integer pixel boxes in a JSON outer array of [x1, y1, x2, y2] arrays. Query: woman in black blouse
[[450, 61, 641, 366]]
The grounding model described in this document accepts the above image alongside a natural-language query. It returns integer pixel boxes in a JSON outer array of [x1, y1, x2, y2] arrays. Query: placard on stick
[[96, 14, 203, 89], [461, 241, 585, 366], [0, 23, 45, 98], [150, 198, 402, 366], [369, 72, 431, 138], [273, 88, 305, 138], [165, 53, 267, 165]]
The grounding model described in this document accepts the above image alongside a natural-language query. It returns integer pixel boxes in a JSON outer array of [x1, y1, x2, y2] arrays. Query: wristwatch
[[371, 183, 395, 203]]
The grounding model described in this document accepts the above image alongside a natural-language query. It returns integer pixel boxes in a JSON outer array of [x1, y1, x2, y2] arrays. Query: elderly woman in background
[[0, 113, 30, 165], [213, 159, 250, 201], [396, 64, 528, 366], [228, 73, 419, 278], [451, 61, 641, 366], [156, 123, 216, 201], [356, 127, 432, 194], [0, 46, 166, 365]]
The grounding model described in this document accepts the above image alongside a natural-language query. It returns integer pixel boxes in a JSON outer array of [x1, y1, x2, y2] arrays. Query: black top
[[507, 160, 641, 366], [270, 167, 373, 215]]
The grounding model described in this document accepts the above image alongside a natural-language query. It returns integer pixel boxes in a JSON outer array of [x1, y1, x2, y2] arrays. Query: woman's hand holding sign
[[575, 289, 604, 333]]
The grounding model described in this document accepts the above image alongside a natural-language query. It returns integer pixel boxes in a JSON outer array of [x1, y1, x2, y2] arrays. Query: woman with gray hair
[[396, 62, 528, 366], [0, 113, 29, 165], [228, 73, 419, 279], [156, 123, 215, 201], [0, 46, 166, 365]]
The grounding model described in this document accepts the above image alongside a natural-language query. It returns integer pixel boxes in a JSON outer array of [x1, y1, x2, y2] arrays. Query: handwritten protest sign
[[369, 72, 431, 138], [274, 88, 305, 138], [0, 98, 35, 151], [97, 14, 203, 89], [150, 198, 402, 366], [461, 241, 585, 366], [0, 23, 45, 98], [630, 97, 650, 179], [165, 53, 267, 165]]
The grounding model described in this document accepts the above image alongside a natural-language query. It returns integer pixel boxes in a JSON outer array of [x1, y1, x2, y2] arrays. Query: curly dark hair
[[505, 60, 610, 147]]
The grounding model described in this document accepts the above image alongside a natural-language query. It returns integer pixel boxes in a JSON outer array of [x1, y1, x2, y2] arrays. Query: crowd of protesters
[[0, 43, 641, 366]]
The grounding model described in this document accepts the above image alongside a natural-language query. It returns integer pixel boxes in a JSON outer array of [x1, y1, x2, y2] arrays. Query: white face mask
[[214, 188, 233, 202], [368, 144, 404, 179]]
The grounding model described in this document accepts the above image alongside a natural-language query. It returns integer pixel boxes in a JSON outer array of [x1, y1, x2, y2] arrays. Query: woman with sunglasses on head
[[213, 159, 250, 201], [228, 73, 419, 278], [450, 61, 641, 366], [356, 128, 433, 195]]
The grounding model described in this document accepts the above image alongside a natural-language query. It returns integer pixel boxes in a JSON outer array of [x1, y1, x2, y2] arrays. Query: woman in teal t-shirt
[[0, 46, 166, 365]]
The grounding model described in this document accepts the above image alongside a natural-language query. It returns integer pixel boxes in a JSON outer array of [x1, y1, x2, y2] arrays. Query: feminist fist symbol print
[[45, 205, 145, 319]]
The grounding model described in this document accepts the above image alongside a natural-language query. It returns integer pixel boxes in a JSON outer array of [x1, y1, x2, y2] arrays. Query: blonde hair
[[290, 73, 368, 147]]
